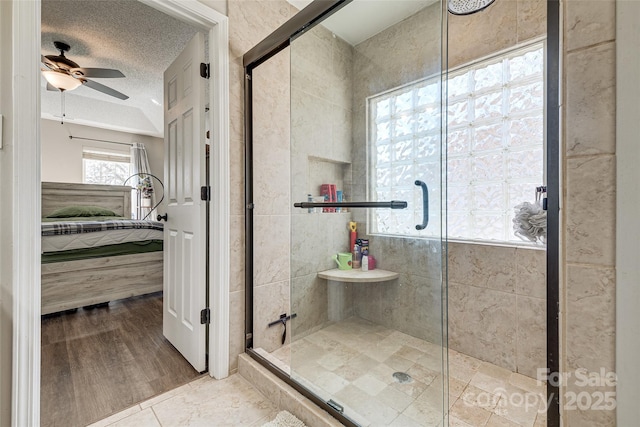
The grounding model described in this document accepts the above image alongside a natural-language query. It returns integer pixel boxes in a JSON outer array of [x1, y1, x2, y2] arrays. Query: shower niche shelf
[[317, 268, 399, 283]]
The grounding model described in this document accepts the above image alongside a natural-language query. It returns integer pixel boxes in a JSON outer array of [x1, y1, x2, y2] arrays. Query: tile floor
[[94, 317, 548, 427], [264, 317, 548, 427], [88, 374, 279, 427]]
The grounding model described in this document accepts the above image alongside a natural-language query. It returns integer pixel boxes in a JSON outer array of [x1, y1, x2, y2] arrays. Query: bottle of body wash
[[352, 244, 361, 269]]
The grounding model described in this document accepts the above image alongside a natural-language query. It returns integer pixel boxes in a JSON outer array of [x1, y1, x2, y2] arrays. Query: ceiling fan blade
[[83, 79, 129, 100], [41, 55, 58, 70], [72, 68, 125, 78]]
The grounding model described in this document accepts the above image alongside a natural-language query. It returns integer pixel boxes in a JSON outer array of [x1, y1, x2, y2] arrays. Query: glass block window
[[368, 42, 544, 243], [83, 149, 131, 185]]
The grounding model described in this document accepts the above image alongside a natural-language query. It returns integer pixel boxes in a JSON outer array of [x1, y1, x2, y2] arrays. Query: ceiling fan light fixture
[[42, 70, 82, 92]]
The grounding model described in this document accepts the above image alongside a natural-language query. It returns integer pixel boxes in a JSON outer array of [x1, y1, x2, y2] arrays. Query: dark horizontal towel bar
[[294, 201, 408, 209]]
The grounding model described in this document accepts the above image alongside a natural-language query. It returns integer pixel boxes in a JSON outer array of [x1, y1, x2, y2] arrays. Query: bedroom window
[[83, 149, 132, 186], [368, 41, 545, 244]]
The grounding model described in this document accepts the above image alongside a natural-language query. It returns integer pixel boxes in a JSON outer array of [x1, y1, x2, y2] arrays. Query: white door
[[162, 32, 207, 372]]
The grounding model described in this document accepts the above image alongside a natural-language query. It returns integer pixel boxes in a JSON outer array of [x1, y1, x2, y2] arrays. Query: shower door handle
[[415, 180, 429, 230], [293, 201, 407, 209]]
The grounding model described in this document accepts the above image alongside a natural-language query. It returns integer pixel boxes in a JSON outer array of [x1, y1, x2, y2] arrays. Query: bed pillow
[[45, 205, 121, 218]]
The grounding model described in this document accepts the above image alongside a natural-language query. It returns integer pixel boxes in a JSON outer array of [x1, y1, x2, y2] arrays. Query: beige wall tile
[[229, 57, 245, 148], [566, 264, 615, 373], [252, 144, 290, 216], [448, 243, 517, 293], [353, 281, 384, 327], [448, 282, 517, 371], [565, 155, 616, 266], [448, 0, 517, 68], [564, 0, 616, 52], [291, 28, 334, 98], [229, 0, 290, 61], [515, 248, 546, 299], [230, 214, 245, 293], [387, 274, 444, 343], [517, 0, 547, 42], [291, 274, 329, 336], [291, 213, 323, 278], [561, 0, 617, 424], [253, 215, 290, 286], [238, 353, 285, 406], [229, 138, 246, 217], [229, 289, 246, 372], [565, 42, 616, 156], [516, 295, 546, 378], [253, 280, 291, 353], [563, 376, 616, 427]]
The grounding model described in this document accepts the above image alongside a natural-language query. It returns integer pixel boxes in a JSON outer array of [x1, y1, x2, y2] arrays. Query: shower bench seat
[[317, 268, 399, 283]]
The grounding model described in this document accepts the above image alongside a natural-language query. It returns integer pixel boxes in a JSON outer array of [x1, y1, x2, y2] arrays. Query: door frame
[[10, 0, 229, 424]]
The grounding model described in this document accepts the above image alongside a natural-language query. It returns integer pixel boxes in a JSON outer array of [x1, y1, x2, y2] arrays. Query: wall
[[251, 48, 293, 353], [227, 0, 296, 372], [248, 21, 355, 354], [289, 25, 354, 341], [0, 0, 622, 424], [348, 3, 446, 347], [615, 0, 640, 423], [446, 0, 548, 378], [41, 120, 164, 185], [0, 1, 12, 425], [186, 3, 617, 424], [348, 0, 548, 378], [40, 120, 165, 215], [562, 0, 617, 425], [449, 243, 546, 377]]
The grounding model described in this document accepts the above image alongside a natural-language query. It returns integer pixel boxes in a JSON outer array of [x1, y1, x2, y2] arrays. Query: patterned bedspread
[[42, 219, 164, 236]]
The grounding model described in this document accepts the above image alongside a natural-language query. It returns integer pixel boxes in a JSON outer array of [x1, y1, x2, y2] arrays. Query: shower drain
[[392, 372, 413, 384]]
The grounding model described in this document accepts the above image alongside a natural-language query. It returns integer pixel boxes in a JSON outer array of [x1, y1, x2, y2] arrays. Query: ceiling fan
[[41, 41, 129, 100]]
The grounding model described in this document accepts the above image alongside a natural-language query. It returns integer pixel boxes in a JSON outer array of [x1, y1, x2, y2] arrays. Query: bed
[[41, 182, 164, 315]]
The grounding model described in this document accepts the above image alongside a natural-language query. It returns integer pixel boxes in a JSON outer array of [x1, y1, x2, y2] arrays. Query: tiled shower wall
[[348, 2, 447, 354], [248, 48, 292, 353], [448, 243, 546, 378], [289, 25, 355, 340], [228, 0, 297, 371], [562, 0, 617, 425], [250, 23, 357, 353], [348, 0, 547, 379], [228, 3, 617, 424]]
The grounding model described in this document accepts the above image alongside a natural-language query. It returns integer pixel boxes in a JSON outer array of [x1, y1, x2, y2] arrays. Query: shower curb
[[238, 353, 344, 427]]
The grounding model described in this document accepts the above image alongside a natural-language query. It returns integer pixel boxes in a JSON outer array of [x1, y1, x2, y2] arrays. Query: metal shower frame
[[242, 0, 561, 425]]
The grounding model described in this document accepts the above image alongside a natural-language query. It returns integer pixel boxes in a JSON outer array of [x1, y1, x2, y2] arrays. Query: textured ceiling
[[41, 0, 199, 136]]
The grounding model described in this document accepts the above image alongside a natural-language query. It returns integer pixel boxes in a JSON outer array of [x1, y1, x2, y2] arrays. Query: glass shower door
[[287, 2, 448, 426]]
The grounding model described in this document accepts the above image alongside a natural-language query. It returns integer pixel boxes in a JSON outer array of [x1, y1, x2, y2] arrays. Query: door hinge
[[200, 63, 210, 79], [200, 186, 211, 201], [200, 308, 211, 324]]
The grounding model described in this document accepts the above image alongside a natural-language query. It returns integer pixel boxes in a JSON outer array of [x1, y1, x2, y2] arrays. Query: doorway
[[10, 0, 229, 424]]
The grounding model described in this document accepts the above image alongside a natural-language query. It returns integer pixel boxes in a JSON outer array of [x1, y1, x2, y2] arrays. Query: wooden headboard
[[41, 182, 132, 218]]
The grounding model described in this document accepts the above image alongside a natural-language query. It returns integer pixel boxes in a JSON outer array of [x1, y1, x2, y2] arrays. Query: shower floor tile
[[266, 317, 547, 427]]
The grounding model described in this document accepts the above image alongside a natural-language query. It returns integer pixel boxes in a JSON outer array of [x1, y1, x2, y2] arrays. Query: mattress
[[41, 217, 164, 259]]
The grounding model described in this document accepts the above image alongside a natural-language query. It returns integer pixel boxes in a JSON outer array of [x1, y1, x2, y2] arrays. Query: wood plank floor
[[41, 292, 202, 427]]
